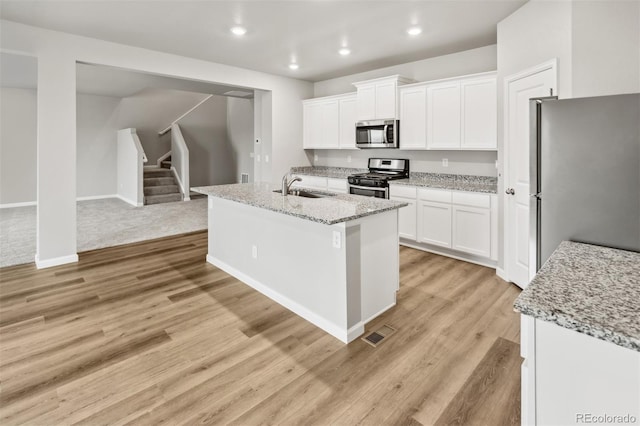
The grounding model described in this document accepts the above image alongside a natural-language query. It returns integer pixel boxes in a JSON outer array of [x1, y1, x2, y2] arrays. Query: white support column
[[35, 53, 78, 268]]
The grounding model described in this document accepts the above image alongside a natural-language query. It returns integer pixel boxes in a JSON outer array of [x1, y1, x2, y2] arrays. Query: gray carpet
[[0, 197, 208, 268]]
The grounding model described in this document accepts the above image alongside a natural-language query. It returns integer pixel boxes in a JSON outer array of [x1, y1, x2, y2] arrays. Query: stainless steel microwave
[[355, 119, 399, 149]]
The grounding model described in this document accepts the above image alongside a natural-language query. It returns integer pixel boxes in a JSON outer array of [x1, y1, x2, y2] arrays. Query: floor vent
[[241, 173, 249, 183], [362, 324, 396, 347]]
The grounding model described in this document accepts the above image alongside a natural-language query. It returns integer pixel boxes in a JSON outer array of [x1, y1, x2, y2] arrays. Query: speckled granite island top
[[514, 241, 640, 352], [290, 166, 367, 179], [191, 183, 407, 225]]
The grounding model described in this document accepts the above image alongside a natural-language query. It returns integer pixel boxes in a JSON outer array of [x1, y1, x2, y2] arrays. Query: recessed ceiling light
[[230, 26, 247, 36], [407, 26, 422, 36], [339, 48, 351, 56], [289, 63, 299, 70]]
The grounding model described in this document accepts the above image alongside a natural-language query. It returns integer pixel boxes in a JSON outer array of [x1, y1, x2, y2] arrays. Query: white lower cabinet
[[391, 184, 496, 262], [292, 175, 347, 193], [390, 185, 417, 240], [521, 315, 640, 426], [418, 201, 452, 248]]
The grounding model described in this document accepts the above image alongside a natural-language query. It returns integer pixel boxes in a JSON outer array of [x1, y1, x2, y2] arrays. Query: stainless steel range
[[347, 158, 409, 199]]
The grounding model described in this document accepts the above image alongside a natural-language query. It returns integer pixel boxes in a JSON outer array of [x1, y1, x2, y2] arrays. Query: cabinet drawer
[[327, 178, 347, 193], [418, 188, 452, 203], [452, 191, 491, 209], [389, 185, 416, 199]]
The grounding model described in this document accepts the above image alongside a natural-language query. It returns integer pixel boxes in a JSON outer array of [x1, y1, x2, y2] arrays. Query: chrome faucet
[[281, 172, 302, 196]]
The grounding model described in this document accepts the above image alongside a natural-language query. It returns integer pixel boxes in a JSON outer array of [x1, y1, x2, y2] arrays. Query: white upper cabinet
[[408, 71, 498, 151], [427, 81, 461, 149], [399, 85, 427, 150], [353, 75, 413, 121], [338, 94, 357, 149], [461, 77, 497, 149], [303, 93, 356, 149]]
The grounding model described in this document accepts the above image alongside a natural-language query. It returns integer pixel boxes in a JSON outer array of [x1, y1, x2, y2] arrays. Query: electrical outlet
[[332, 231, 342, 249], [208, 198, 213, 209], [256, 154, 261, 162], [252, 245, 258, 259], [347, 155, 352, 163], [495, 160, 499, 169], [265, 155, 269, 163], [442, 158, 449, 167], [314, 154, 318, 162]]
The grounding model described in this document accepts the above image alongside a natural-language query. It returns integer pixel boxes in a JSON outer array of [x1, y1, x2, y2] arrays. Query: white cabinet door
[[391, 196, 417, 240], [339, 95, 357, 149], [375, 81, 396, 119], [427, 82, 461, 149], [303, 102, 323, 149], [399, 86, 427, 150], [461, 77, 497, 149], [452, 205, 491, 257], [356, 84, 376, 121], [418, 201, 452, 248], [321, 100, 340, 149]]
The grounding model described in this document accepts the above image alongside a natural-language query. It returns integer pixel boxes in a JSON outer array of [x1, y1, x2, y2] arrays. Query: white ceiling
[[0, 0, 526, 82], [0, 52, 255, 98]]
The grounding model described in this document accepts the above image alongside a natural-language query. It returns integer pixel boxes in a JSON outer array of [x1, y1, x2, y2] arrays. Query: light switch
[[442, 158, 449, 167], [314, 154, 318, 161], [252, 245, 258, 259], [347, 155, 352, 163], [265, 155, 269, 163]]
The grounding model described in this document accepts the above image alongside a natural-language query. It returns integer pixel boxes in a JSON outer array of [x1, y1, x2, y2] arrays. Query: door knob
[[505, 188, 515, 195]]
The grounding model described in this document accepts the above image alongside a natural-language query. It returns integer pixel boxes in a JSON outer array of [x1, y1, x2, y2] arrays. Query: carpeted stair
[[144, 168, 182, 205]]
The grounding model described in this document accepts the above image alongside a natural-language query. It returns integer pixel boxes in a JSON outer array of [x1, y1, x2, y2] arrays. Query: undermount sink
[[273, 189, 336, 198]]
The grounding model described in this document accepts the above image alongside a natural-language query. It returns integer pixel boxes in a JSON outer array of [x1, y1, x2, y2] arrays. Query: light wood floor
[[0, 230, 522, 425]]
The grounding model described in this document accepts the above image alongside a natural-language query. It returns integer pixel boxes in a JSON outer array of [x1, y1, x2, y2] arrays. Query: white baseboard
[[116, 194, 143, 207], [399, 239, 497, 269], [77, 194, 118, 202], [207, 254, 354, 343], [0, 201, 37, 209], [1, 195, 119, 209], [496, 267, 509, 282], [35, 253, 78, 269]]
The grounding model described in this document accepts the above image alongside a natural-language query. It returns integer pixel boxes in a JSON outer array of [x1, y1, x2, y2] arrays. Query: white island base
[[206, 196, 400, 343]]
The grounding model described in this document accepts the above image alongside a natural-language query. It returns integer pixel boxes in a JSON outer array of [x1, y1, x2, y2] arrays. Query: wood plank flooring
[[0, 230, 522, 425]]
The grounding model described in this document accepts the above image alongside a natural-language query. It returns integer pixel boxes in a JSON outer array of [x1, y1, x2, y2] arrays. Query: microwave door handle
[[383, 125, 389, 144]]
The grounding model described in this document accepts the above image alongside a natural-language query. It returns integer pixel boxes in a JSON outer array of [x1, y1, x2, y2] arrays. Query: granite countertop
[[391, 172, 498, 194], [514, 241, 640, 352], [290, 166, 366, 179], [191, 183, 407, 225], [290, 167, 498, 194]]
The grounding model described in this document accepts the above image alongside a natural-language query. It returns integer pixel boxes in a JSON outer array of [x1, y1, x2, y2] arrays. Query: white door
[[505, 61, 556, 288]]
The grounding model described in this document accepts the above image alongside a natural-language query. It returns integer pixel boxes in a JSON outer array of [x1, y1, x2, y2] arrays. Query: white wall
[[116, 128, 144, 206], [117, 88, 210, 164], [311, 45, 499, 176], [1, 19, 313, 265], [571, 0, 640, 98], [178, 95, 236, 187], [314, 150, 497, 177], [0, 88, 37, 204], [314, 45, 498, 97], [227, 97, 254, 183], [76, 93, 120, 198], [496, 0, 640, 270]]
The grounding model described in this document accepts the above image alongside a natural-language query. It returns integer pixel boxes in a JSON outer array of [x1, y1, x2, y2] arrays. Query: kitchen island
[[514, 241, 640, 425], [191, 183, 407, 343]]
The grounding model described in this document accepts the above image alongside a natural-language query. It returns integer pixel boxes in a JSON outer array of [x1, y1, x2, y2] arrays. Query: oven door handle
[[383, 125, 389, 144], [349, 184, 387, 192]]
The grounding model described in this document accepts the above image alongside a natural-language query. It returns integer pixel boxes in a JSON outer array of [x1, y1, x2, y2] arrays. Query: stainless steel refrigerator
[[530, 93, 640, 271]]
